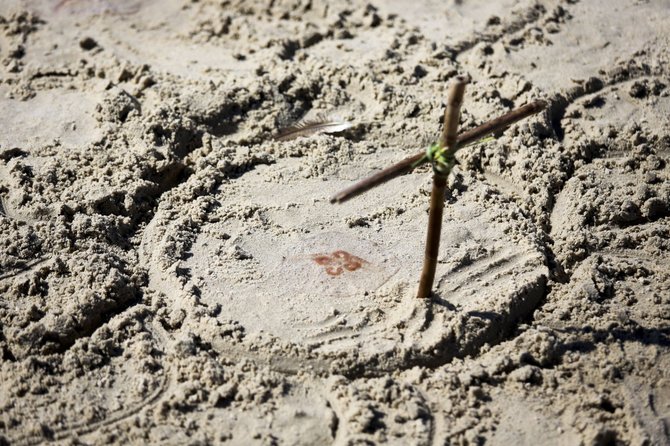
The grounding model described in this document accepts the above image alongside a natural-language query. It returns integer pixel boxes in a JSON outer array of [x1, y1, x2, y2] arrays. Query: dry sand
[[0, 0, 669, 444]]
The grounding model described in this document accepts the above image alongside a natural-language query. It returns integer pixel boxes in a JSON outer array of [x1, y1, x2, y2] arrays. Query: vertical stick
[[416, 175, 448, 298], [417, 77, 468, 298]]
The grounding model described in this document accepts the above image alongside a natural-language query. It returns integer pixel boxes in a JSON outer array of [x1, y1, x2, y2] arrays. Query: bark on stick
[[329, 100, 546, 204], [417, 77, 468, 299]]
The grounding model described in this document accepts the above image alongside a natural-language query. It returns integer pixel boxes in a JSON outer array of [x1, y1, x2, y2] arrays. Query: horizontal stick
[[330, 100, 547, 204]]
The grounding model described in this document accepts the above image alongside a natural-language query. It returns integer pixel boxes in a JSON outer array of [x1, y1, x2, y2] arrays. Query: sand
[[0, 0, 669, 444]]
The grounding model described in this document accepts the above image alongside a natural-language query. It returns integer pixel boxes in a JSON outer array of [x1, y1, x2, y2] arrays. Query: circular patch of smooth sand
[[148, 158, 548, 374]]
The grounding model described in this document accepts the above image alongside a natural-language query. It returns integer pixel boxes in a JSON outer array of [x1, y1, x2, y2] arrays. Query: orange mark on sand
[[311, 250, 367, 276]]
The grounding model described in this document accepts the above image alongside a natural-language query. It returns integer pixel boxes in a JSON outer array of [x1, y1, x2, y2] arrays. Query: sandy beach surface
[[1, 0, 669, 444]]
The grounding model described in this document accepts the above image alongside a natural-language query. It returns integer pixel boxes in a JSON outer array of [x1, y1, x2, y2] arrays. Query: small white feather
[[274, 117, 353, 141]]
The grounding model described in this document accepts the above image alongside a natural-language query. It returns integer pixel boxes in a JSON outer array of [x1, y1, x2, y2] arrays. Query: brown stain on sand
[[311, 250, 367, 276]]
